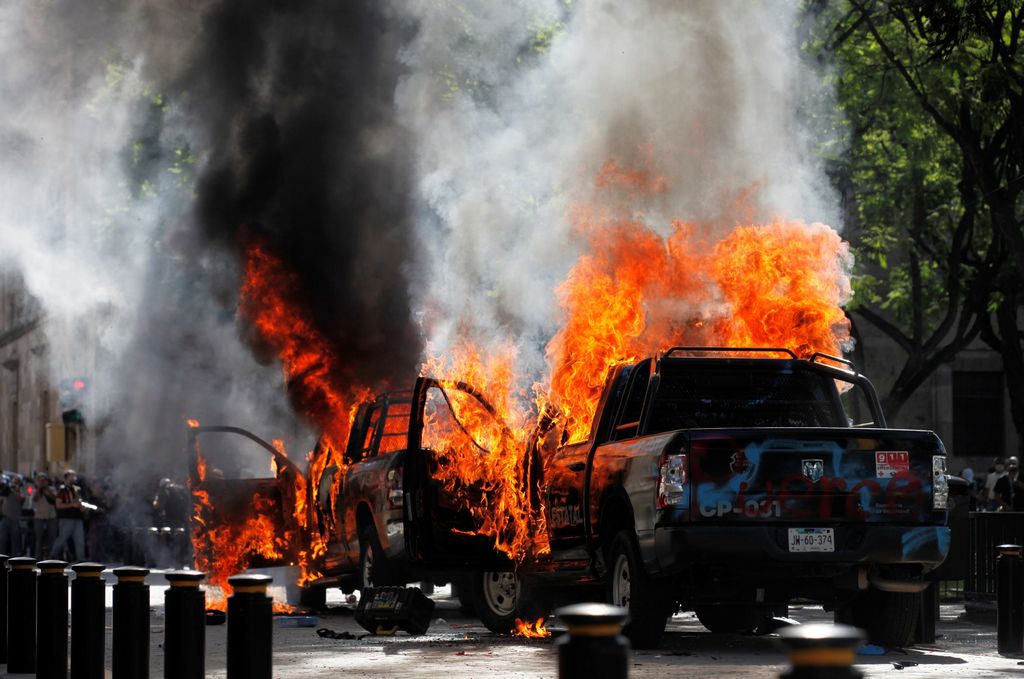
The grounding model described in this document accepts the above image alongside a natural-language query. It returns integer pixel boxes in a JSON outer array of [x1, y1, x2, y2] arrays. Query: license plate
[[788, 528, 835, 553]]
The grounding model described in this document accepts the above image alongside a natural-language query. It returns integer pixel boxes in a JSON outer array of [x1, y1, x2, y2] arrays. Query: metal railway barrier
[[0, 558, 271, 678], [965, 512, 1024, 618]]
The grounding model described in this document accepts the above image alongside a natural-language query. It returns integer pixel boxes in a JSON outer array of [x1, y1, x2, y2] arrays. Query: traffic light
[[58, 377, 88, 426]]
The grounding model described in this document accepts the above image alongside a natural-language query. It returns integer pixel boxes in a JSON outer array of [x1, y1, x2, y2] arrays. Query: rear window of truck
[[646, 363, 844, 432]]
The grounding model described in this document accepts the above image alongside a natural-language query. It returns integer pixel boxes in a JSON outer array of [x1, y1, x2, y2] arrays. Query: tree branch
[[850, 0, 960, 138], [851, 306, 915, 354]]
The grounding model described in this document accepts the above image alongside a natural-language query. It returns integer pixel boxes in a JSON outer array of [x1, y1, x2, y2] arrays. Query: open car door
[[187, 425, 305, 570], [403, 378, 538, 569]]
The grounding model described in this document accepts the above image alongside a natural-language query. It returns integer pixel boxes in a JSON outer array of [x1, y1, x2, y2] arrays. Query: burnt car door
[[187, 425, 305, 569], [403, 377, 533, 569], [337, 392, 413, 563]]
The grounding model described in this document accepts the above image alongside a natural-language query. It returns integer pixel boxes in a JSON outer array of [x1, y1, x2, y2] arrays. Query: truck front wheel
[[606, 530, 672, 649], [470, 571, 548, 634]]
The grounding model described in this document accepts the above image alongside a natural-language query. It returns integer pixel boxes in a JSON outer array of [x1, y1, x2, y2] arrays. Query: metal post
[[997, 544, 1024, 655], [71, 562, 106, 679], [775, 623, 864, 679], [0, 553, 9, 665], [227, 573, 273, 679], [36, 560, 69, 679], [164, 570, 206, 679], [554, 603, 629, 679], [7, 556, 38, 673], [112, 566, 150, 679]]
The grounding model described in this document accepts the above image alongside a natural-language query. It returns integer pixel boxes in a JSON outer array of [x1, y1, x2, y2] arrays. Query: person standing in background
[[51, 470, 86, 561], [1, 477, 26, 556], [985, 459, 1006, 511], [32, 473, 58, 558], [995, 457, 1024, 512]]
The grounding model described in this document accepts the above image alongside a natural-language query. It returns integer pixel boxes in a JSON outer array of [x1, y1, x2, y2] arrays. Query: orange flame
[[190, 238, 370, 603], [544, 196, 850, 442], [420, 160, 851, 564], [192, 157, 851, 590], [513, 617, 550, 639], [189, 448, 295, 613], [422, 345, 550, 563]]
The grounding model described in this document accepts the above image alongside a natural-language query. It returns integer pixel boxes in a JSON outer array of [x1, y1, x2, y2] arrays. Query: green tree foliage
[[808, 0, 1023, 431]]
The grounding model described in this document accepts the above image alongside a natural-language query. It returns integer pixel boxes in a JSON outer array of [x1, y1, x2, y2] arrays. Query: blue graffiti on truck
[[694, 439, 932, 521]]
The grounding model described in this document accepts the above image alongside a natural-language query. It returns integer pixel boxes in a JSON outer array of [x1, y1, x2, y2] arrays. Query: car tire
[[694, 605, 765, 634], [298, 584, 327, 609], [843, 588, 921, 647], [452, 574, 477, 615], [605, 529, 672, 649], [359, 525, 395, 590], [470, 570, 547, 634]]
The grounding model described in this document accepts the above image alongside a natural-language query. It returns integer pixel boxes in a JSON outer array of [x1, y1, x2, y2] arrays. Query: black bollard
[[554, 603, 629, 679], [227, 573, 273, 679], [8, 556, 39, 673], [0, 553, 8, 664], [112, 566, 150, 679], [997, 544, 1024, 655], [775, 623, 865, 679], [37, 560, 70, 679], [164, 570, 206, 679], [71, 562, 107, 679]]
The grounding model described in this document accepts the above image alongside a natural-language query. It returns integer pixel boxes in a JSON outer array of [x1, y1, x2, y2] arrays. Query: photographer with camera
[[0, 476, 26, 556], [50, 470, 86, 561], [33, 472, 58, 558]]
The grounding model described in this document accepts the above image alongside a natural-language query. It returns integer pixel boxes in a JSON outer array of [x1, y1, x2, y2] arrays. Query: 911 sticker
[[876, 451, 910, 478]]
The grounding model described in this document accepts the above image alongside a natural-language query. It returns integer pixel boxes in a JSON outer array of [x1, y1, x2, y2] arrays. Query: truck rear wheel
[[606, 530, 672, 649], [841, 589, 921, 647], [470, 571, 547, 634]]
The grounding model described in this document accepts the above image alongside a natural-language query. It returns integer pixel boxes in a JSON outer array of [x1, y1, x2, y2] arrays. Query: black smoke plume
[[188, 1, 422, 395]]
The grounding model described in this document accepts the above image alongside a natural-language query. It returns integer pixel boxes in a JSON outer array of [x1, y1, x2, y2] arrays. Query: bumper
[[653, 524, 950, 576]]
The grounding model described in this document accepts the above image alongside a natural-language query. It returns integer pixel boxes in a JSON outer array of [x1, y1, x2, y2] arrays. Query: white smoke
[[0, 3, 307, 481], [0, 0, 842, 480], [393, 0, 841, 382]]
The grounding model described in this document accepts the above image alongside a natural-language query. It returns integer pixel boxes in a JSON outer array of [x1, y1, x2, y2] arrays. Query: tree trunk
[[996, 286, 1024, 454]]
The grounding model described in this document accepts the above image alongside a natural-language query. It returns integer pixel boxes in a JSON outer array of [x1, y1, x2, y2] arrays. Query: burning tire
[[605, 530, 672, 649], [470, 570, 546, 634], [359, 526, 397, 589]]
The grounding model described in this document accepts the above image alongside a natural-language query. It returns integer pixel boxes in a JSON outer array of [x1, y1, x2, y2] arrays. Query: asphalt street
[[2, 571, 1023, 678]]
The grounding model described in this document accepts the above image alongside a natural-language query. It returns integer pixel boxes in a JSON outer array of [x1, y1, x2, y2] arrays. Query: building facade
[[0, 269, 95, 477]]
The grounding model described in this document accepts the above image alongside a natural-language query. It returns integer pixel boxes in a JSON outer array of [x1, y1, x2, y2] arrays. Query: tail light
[[658, 453, 688, 508], [387, 468, 403, 508], [932, 455, 948, 510]]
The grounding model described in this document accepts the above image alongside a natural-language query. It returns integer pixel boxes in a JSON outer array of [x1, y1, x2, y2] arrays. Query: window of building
[[953, 371, 1005, 458]]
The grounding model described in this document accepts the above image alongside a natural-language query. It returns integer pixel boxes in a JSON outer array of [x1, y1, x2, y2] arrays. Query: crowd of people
[[958, 457, 1024, 512], [0, 470, 190, 564]]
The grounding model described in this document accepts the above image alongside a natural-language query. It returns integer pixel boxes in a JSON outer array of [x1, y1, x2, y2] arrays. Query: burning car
[[188, 378, 534, 610]]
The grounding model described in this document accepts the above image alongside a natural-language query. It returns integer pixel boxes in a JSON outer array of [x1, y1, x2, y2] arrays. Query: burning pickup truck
[[192, 347, 954, 648], [455, 347, 953, 648], [188, 379, 526, 609]]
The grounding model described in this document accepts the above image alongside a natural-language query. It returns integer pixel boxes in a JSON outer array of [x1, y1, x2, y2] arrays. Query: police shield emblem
[[802, 459, 824, 483]]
